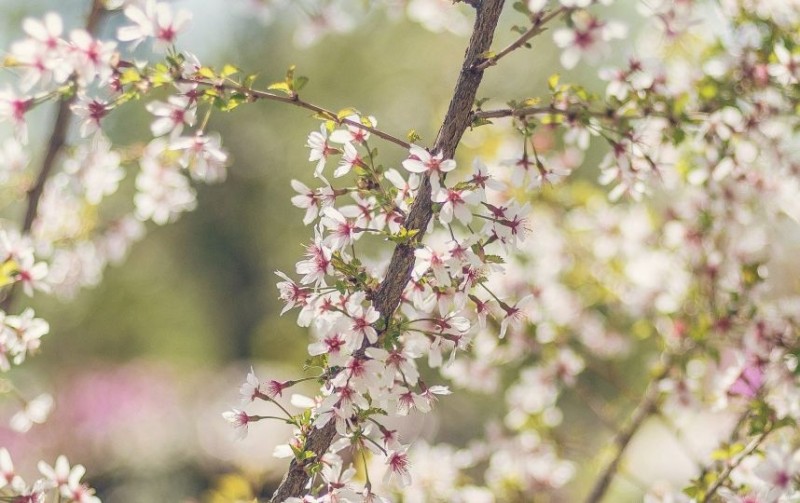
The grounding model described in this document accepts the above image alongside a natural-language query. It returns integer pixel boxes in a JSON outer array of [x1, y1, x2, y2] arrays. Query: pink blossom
[[222, 408, 253, 439], [402, 145, 456, 192], [118, 0, 192, 51], [384, 448, 412, 487]]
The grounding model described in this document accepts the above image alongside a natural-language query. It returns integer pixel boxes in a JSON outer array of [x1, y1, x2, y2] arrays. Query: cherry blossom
[[10, 393, 53, 433], [553, 11, 627, 69], [118, 0, 192, 51], [401, 145, 456, 192]]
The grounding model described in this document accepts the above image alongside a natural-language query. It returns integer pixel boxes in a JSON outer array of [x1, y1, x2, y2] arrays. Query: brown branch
[[182, 78, 412, 150], [474, 104, 562, 119], [268, 0, 508, 500], [473, 6, 568, 71], [583, 356, 672, 503], [701, 425, 773, 503], [473, 103, 700, 123], [473, 103, 622, 121], [0, 0, 104, 313]]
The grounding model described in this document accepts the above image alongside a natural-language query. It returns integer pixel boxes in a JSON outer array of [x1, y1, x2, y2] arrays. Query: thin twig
[[267, 1, 508, 500], [473, 6, 568, 71], [701, 425, 773, 503], [182, 78, 413, 150], [472, 103, 699, 123], [474, 104, 558, 119], [583, 356, 672, 503], [0, 0, 105, 313]]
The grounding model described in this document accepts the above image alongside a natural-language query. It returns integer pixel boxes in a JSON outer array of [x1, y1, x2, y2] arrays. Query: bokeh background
[[0, 1, 721, 501]]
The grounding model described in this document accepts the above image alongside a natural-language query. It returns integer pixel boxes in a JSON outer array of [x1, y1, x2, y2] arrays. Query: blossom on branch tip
[[275, 270, 311, 314], [346, 293, 380, 346], [0, 87, 31, 144], [321, 207, 359, 251], [68, 30, 116, 86], [222, 408, 253, 440], [330, 114, 376, 144], [145, 96, 196, 138], [0, 448, 18, 489], [432, 185, 480, 225], [11, 13, 70, 91], [118, 0, 192, 51], [470, 157, 504, 194], [170, 132, 229, 182], [71, 95, 111, 138], [498, 294, 535, 339], [296, 235, 333, 286], [307, 125, 339, 177], [10, 392, 53, 433], [384, 448, 412, 487], [38, 455, 100, 503], [553, 11, 627, 69], [769, 43, 800, 85], [402, 145, 456, 193], [335, 142, 362, 178], [14, 254, 50, 297]]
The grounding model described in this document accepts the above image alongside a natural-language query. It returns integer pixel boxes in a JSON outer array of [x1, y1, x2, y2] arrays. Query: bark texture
[[268, 1, 507, 500]]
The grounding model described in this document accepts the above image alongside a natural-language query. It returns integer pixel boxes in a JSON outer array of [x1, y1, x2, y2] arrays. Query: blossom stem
[[478, 281, 507, 308], [252, 414, 295, 425], [472, 103, 698, 123], [267, 396, 295, 420], [360, 448, 372, 486]]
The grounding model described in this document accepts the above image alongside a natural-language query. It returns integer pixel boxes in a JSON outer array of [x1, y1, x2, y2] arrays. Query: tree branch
[[268, 1, 507, 500], [472, 6, 568, 71], [583, 356, 671, 503], [0, 0, 105, 313], [701, 425, 773, 503], [182, 78, 412, 150]]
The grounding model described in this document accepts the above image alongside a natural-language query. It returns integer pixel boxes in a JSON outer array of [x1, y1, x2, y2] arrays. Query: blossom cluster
[[227, 111, 545, 497], [2, 0, 800, 502], [227, 0, 800, 501], [0, 449, 100, 503], [0, 1, 233, 499], [0, 3, 228, 369]]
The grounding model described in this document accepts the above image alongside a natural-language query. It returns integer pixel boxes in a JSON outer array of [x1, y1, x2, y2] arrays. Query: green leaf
[[483, 254, 505, 264], [548, 73, 560, 90], [471, 117, 493, 128], [388, 227, 421, 245], [119, 68, 141, 85], [0, 260, 17, 288], [337, 107, 360, 120], [197, 66, 216, 79], [268, 81, 293, 95], [243, 74, 258, 89], [220, 93, 247, 111], [293, 75, 309, 91], [512, 1, 529, 13], [221, 64, 239, 77]]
